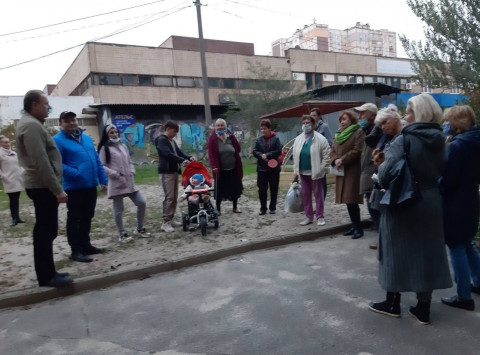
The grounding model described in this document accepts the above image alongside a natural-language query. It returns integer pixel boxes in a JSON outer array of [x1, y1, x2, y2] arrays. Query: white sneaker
[[171, 220, 182, 227], [317, 218, 326, 226], [134, 227, 151, 238], [299, 218, 313, 226], [161, 222, 175, 233], [118, 232, 134, 243]]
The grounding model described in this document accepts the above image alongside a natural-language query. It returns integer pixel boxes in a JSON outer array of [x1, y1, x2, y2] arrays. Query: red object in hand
[[268, 159, 278, 168]]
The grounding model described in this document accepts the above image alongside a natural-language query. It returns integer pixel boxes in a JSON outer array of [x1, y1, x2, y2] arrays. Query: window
[[314, 73, 322, 89], [323, 74, 335, 82], [122, 75, 137, 86], [139, 75, 152, 86], [194, 78, 203, 88], [92, 74, 100, 85], [306, 73, 313, 90], [292, 72, 306, 81], [153, 76, 173, 87], [100, 74, 121, 85], [377, 77, 386, 84], [364, 76, 374, 83], [338, 75, 348, 83], [176, 77, 195, 87], [356, 76, 363, 84], [222, 78, 235, 89], [208, 78, 220, 88], [349, 75, 356, 84]]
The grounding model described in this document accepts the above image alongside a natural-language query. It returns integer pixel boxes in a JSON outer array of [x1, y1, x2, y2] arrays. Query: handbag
[[329, 166, 344, 176], [380, 135, 421, 207], [284, 182, 304, 213]]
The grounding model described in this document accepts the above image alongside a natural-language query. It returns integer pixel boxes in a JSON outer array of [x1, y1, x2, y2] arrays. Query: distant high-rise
[[272, 22, 396, 58]]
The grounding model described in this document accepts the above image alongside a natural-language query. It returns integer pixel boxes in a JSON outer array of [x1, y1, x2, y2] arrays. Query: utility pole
[[194, 0, 212, 128]]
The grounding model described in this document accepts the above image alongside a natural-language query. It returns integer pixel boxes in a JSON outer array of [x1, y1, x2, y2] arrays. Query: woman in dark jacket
[[439, 105, 480, 311], [330, 111, 365, 239], [368, 94, 452, 325], [207, 118, 243, 215], [252, 119, 282, 215]]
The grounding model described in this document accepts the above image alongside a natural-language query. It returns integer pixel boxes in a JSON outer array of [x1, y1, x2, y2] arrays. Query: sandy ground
[[0, 175, 369, 295]]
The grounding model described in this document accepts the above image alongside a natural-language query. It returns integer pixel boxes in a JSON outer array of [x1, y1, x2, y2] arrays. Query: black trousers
[[257, 170, 280, 212], [66, 186, 98, 253], [7, 191, 21, 220], [26, 188, 59, 286], [346, 203, 362, 231]]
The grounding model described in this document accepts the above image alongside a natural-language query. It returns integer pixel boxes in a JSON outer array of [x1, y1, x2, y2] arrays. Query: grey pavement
[[0, 230, 479, 355]]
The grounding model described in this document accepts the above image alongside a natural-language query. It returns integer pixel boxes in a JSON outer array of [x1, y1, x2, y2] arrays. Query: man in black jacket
[[155, 121, 194, 232]]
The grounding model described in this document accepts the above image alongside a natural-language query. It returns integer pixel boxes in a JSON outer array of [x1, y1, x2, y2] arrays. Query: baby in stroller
[[180, 162, 218, 235], [180, 173, 211, 206]]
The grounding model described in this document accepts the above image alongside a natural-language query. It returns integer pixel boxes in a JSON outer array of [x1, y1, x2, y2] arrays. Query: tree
[[224, 61, 306, 138], [400, 0, 480, 121]]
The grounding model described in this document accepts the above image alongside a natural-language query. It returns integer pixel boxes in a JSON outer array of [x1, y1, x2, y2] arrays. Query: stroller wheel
[[182, 213, 188, 232], [199, 215, 207, 236]]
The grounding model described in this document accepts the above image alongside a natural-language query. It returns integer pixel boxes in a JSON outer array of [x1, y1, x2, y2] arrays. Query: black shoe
[[408, 302, 431, 325], [352, 230, 364, 239], [471, 284, 480, 295], [83, 246, 103, 255], [441, 296, 475, 311], [56, 272, 70, 278], [16, 218, 25, 223], [259, 210, 267, 215], [10, 219, 17, 227], [41, 274, 73, 288], [70, 252, 93, 263], [368, 292, 401, 318], [343, 227, 355, 236], [269, 210, 276, 214]]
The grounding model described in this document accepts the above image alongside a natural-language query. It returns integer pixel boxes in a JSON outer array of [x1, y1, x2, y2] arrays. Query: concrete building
[[272, 22, 396, 58]]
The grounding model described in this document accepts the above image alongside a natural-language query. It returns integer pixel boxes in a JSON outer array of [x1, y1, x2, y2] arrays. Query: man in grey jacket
[[16, 90, 72, 288]]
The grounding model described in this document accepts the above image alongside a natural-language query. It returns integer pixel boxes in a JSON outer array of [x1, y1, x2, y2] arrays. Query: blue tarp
[[396, 93, 469, 108]]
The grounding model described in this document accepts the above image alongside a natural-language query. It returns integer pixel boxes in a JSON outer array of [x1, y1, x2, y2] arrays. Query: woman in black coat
[[440, 105, 480, 311], [252, 119, 283, 215]]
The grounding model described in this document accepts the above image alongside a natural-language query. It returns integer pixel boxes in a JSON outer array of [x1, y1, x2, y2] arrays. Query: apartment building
[[272, 22, 396, 58]]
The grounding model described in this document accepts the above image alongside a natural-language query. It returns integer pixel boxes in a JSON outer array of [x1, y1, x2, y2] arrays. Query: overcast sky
[[0, 0, 427, 96]]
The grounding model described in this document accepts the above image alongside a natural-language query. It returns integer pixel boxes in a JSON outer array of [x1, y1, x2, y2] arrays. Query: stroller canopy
[[182, 162, 213, 187]]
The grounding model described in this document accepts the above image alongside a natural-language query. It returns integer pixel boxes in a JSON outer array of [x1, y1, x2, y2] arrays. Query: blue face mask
[[443, 123, 451, 135], [217, 129, 226, 135], [359, 118, 368, 129], [302, 124, 312, 133]]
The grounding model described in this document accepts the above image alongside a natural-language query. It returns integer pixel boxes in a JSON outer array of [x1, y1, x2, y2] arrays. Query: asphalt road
[[0, 230, 478, 355]]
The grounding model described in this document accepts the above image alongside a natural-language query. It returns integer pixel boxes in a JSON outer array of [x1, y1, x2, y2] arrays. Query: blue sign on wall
[[113, 114, 136, 134]]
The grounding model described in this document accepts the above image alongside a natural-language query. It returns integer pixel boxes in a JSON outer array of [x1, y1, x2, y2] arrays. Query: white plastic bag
[[284, 182, 304, 213]]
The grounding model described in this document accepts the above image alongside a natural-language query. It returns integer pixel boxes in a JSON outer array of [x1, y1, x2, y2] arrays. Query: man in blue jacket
[[54, 111, 108, 262]]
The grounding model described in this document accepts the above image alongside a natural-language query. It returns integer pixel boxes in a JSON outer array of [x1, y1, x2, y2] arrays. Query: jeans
[[26, 188, 59, 286], [112, 191, 146, 233], [300, 175, 324, 220], [257, 170, 280, 212], [66, 187, 97, 253], [449, 242, 480, 300]]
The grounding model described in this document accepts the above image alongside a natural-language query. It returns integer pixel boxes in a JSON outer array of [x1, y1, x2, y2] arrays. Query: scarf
[[335, 123, 360, 145]]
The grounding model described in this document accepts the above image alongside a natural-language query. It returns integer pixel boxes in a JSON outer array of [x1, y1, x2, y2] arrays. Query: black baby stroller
[[181, 162, 219, 235]]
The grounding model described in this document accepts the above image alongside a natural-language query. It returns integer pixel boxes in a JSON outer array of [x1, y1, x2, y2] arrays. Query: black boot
[[10, 219, 17, 227], [409, 301, 430, 325], [352, 227, 364, 239], [343, 227, 355, 236], [368, 292, 401, 317]]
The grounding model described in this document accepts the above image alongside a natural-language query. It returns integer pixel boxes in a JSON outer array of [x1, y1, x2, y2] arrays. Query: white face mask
[[302, 124, 312, 133], [109, 137, 121, 143]]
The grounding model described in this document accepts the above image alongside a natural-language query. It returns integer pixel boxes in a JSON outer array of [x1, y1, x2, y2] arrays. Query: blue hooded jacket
[[54, 129, 108, 191], [440, 126, 480, 247]]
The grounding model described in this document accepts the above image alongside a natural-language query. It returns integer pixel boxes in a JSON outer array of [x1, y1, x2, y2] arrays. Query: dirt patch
[[0, 176, 369, 294]]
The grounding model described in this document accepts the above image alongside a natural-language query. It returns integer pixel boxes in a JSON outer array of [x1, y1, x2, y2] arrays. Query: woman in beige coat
[[330, 111, 365, 239], [0, 135, 25, 226]]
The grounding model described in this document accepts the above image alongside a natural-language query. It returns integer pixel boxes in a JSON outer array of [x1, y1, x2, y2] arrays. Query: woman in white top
[[0, 135, 25, 226]]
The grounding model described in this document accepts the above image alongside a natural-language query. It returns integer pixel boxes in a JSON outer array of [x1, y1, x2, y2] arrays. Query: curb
[[0, 221, 372, 310]]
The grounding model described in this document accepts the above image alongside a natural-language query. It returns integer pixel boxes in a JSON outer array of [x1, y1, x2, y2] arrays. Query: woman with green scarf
[[330, 110, 366, 239]]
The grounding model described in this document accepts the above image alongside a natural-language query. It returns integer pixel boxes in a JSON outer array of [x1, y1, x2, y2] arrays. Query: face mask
[[359, 118, 368, 129], [109, 137, 121, 143], [443, 123, 451, 135], [217, 129, 226, 135], [302, 124, 312, 133]]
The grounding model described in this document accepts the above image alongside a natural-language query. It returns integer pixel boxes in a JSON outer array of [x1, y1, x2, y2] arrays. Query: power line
[[0, 0, 170, 37], [0, 4, 192, 71]]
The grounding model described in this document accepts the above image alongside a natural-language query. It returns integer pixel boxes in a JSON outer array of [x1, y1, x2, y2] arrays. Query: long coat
[[330, 128, 365, 204], [0, 148, 24, 193], [99, 141, 139, 199], [440, 126, 480, 248], [377, 122, 452, 292]]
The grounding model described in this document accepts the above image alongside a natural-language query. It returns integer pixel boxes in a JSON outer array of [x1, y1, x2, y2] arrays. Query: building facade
[[272, 22, 396, 58]]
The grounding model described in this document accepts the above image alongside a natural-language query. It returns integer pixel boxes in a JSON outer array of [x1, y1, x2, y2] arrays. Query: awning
[[260, 100, 365, 119]]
